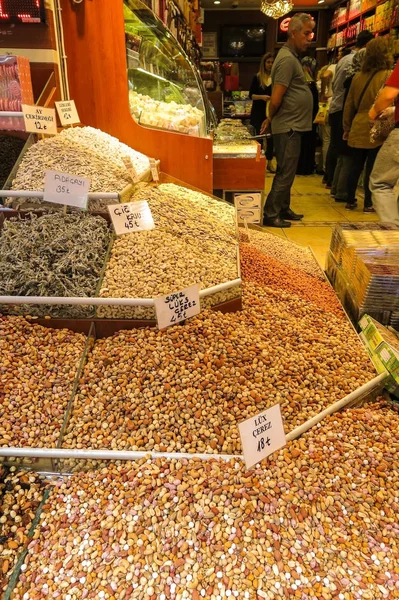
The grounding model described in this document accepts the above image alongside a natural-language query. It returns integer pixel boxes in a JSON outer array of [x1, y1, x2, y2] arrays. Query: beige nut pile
[[64, 281, 375, 454], [98, 184, 239, 319], [0, 316, 86, 448], [15, 401, 399, 600]]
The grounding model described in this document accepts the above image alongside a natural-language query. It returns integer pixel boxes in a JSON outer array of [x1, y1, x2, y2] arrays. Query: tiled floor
[[262, 173, 379, 268]]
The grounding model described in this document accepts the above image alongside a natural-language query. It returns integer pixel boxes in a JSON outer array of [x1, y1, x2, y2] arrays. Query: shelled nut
[[64, 281, 375, 454], [0, 316, 86, 448], [14, 400, 399, 600]]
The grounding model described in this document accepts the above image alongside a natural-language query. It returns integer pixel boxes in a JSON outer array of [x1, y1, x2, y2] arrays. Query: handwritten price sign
[[238, 404, 286, 469], [154, 284, 201, 330], [43, 170, 90, 209], [55, 100, 80, 127], [22, 105, 57, 135], [107, 201, 155, 235]]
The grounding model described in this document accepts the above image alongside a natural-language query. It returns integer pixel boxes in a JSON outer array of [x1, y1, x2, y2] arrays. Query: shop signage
[[202, 32, 218, 59], [234, 193, 262, 224], [154, 284, 200, 330], [238, 404, 286, 469], [22, 104, 57, 135], [55, 100, 80, 126], [43, 170, 90, 209], [107, 201, 155, 235], [122, 156, 140, 183]]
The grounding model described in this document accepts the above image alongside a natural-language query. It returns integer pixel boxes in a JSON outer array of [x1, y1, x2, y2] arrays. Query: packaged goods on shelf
[[0, 316, 86, 448], [331, 5, 348, 27], [63, 278, 375, 453], [0, 465, 47, 595], [3, 127, 151, 211], [361, 0, 377, 11], [375, 0, 394, 30], [348, 0, 362, 19], [128, 90, 204, 136], [97, 183, 240, 319], [0, 55, 33, 131], [363, 14, 375, 30], [0, 213, 111, 318], [12, 399, 399, 599]]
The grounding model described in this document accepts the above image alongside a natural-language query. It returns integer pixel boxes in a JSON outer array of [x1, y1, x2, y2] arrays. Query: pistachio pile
[[98, 185, 239, 319], [0, 316, 86, 448], [64, 281, 375, 454], [14, 400, 399, 600], [0, 466, 47, 595]]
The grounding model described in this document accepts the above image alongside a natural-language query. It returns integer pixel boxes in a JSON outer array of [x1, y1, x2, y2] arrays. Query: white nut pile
[[7, 127, 150, 211], [98, 185, 239, 319], [14, 400, 399, 600], [129, 90, 204, 134], [65, 281, 375, 453]]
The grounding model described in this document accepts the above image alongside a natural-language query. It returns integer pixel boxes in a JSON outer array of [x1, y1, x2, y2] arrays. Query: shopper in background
[[260, 13, 315, 228], [316, 61, 336, 176], [249, 53, 275, 173], [369, 58, 399, 225], [325, 30, 374, 188], [297, 56, 319, 175], [343, 38, 393, 212]]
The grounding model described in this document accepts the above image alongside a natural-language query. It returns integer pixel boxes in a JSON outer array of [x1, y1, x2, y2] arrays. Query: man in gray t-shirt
[[261, 13, 314, 228]]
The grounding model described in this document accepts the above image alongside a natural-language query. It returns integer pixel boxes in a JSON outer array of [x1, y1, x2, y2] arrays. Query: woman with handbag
[[343, 38, 393, 212], [249, 53, 275, 172], [369, 58, 399, 225]]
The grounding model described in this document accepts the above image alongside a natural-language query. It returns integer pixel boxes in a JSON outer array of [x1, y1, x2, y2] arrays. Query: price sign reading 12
[[22, 105, 57, 136]]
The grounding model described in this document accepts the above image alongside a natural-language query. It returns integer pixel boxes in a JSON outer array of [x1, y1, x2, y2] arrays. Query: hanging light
[[260, 0, 293, 19]]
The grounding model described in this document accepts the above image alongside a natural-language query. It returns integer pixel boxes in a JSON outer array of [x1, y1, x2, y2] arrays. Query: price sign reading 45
[[22, 104, 57, 135], [238, 404, 286, 470], [154, 284, 201, 330], [107, 201, 155, 235]]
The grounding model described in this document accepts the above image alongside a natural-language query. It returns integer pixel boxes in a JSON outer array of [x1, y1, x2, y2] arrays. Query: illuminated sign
[[0, 0, 45, 24]]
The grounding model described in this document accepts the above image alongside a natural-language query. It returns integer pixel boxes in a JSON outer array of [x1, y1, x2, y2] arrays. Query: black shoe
[[263, 216, 291, 228], [334, 197, 347, 203], [280, 209, 303, 221]]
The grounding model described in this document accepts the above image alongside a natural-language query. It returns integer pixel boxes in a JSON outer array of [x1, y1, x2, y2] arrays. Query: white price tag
[[22, 104, 57, 135], [107, 201, 155, 235], [122, 156, 140, 183], [154, 284, 200, 330], [238, 404, 286, 470], [150, 158, 159, 182], [234, 193, 261, 209], [55, 100, 80, 126], [43, 170, 90, 209]]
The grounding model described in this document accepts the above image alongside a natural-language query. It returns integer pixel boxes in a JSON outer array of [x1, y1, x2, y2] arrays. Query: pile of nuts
[[0, 466, 47, 595], [0, 134, 25, 189], [14, 400, 399, 600], [241, 244, 344, 319], [241, 228, 324, 281], [0, 316, 86, 448], [64, 281, 375, 454], [98, 185, 239, 319]]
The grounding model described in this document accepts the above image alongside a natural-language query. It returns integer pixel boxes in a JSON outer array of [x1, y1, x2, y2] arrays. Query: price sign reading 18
[[43, 170, 90, 209], [22, 105, 57, 135], [238, 404, 286, 470]]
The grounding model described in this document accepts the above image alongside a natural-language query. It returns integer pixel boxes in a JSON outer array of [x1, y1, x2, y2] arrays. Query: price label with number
[[154, 284, 200, 330], [238, 404, 286, 470], [43, 170, 90, 209], [107, 201, 155, 235], [22, 104, 57, 135], [55, 100, 80, 126]]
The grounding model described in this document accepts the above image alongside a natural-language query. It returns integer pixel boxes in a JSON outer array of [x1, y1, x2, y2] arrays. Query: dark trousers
[[346, 146, 380, 208], [263, 130, 302, 219], [326, 110, 344, 186], [265, 135, 274, 161]]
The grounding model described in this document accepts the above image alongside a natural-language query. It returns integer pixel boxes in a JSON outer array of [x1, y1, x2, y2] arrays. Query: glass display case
[[124, 0, 216, 137]]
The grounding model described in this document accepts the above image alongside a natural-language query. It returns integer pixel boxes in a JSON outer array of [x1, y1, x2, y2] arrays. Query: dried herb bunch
[[0, 213, 111, 318]]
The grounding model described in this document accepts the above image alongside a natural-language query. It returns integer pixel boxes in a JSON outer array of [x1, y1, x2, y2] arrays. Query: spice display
[[241, 244, 344, 319], [0, 316, 86, 447], [98, 184, 239, 319], [0, 466, 47, 595], [241, 228, 324, 281], [129, 90, 204, 135], [16, 400, 399, 599], [0, 213, 111, 318], [0, 134, 25, 188], [6, 127, 150, 211], [64, 281, 375, 453]]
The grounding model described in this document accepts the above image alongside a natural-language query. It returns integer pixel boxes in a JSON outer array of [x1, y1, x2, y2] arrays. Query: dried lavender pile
[[0, 134, 25, 189], [6, 127, 150, 211], [98, 184, 239, 319], [0, 213, 111, 318], [15, 401, 399, 600], [64, 281, 375, 453], [0, 466, 48, 595]]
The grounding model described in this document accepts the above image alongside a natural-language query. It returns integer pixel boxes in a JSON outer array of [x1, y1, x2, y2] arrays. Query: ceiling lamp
[[260, 0, 293, 19]]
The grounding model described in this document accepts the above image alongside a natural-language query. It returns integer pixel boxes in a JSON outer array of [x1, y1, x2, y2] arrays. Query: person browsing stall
[[261, 13, 315, 228], [249, 52, 275, 173]]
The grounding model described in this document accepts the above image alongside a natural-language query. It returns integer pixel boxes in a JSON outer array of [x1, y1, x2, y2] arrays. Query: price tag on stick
[[122, 156, 140, 183], [22, 104, 57, 135], [55, 100, 80, 126], [154, 284, 200, 330], [43, 170, 90, 209], [150, 158, 160, 182], [107, 201, 155, 235], [238, 404, 286, 470]]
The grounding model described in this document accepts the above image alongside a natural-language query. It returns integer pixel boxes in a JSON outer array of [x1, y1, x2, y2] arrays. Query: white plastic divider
[[0, 190, 119, 200], [0, 279, 242, 306], [0, 111, 24, 118]]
